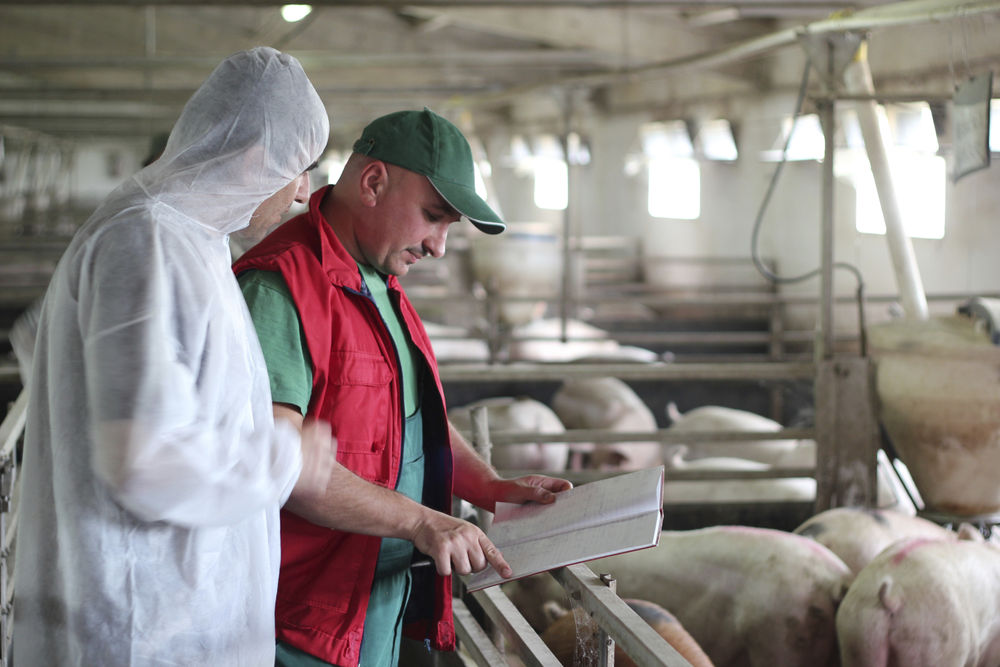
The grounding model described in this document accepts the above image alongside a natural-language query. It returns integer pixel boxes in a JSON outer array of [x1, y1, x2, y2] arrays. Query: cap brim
[[429, 177, 505, 235]]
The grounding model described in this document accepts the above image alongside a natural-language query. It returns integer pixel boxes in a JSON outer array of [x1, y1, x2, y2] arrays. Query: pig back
[[448, 396, 569, 472], [551, 377, 661, 471], [836, 536, 1000, 667], [589, 526, 852, 667], [794, 507, 954, 574]]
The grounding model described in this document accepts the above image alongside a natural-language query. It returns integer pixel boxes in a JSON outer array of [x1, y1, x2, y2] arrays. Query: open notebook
[[464, 466, 664, 592]]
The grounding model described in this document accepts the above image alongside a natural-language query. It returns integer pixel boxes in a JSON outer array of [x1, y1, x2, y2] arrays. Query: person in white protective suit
[[12, 46, 336, 666]]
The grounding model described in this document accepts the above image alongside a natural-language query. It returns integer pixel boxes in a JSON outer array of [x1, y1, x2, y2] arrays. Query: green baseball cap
[[352, 108, 505, 234]]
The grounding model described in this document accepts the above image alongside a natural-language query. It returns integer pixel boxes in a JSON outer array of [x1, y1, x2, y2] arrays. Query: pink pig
[[589, 526, 852, 667], [837, 532, 1000, 667]]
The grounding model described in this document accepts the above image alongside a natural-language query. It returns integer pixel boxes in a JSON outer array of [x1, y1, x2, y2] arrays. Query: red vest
[[233, 186, 455, 666]]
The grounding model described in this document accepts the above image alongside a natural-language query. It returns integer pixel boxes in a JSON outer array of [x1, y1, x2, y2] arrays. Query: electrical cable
[[749, 58, 869, 356]]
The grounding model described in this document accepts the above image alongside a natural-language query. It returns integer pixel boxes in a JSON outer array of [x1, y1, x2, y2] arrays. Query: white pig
[[551, 377, 662, 471], [665, 446, 771, 472], [836, 535, 1000, 667], [661, 477, 816, 504], [665, 403, 799, 465], [505, 318, 657, 363], [506, 318, 620, 362], [422, 320, 490, 362], [448, 396, 569, 472], [662, 443, 816, 503], [794, 507, 954, 574], [588, 526, 852, 667]]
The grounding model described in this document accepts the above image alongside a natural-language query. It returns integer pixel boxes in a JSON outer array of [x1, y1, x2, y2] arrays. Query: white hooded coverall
[[13, 47, 329, 666]]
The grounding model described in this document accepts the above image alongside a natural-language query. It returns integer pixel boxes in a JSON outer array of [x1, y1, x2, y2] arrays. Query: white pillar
[[843, 42, 929, 320]]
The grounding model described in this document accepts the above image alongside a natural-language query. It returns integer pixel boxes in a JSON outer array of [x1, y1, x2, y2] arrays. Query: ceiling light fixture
[[281, 4, 313, 23]]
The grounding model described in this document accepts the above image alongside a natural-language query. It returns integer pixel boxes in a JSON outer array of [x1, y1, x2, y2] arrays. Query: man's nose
[[422, 225, 448, 259], [294, 173, 310, 203]]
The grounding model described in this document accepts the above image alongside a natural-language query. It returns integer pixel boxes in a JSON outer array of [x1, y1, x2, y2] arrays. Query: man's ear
[[358, 160, 388, 207]]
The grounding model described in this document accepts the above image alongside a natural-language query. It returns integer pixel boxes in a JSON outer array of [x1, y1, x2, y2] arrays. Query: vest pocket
[[277, 521, 361, 615], [325, 350, 395, 455]]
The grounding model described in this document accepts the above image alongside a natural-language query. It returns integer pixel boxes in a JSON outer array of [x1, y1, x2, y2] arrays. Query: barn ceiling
[[0, 0, 999, 146]]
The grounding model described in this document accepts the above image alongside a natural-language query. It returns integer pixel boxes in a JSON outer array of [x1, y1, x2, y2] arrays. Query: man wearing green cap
[[233, 108, 572, 667]]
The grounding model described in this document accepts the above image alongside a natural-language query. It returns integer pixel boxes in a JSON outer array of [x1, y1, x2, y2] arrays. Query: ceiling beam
[[0, 50, 619, 70], [0, 116, 172, 137], [445, 0, 1000, 102], [0, 0, 865, 7], [0, 84, 503, 98], [0, 100, 174, 117]]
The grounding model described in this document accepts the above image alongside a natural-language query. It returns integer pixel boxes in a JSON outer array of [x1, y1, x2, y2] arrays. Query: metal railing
[[448, 405, 696, 666], [454, 564, 694, 667], [0, 390, 26, 667]]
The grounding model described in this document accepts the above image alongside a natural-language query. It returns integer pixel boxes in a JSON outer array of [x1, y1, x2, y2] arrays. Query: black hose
[[749, 58, 869, 357]]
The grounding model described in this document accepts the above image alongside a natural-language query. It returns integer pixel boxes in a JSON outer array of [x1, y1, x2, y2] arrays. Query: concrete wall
[[483, 90, 1000, 337], [37, 92, 1000, 338]]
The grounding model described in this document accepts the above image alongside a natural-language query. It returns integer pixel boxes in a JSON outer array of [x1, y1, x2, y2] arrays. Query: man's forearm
[[275, 402, 430, 539], [275, 405, 510, 577], [285, 460, 429, 539]]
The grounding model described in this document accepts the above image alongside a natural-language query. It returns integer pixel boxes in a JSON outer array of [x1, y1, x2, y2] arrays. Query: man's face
[[241, 169, 311, 243], [357, 164, 461, 277]]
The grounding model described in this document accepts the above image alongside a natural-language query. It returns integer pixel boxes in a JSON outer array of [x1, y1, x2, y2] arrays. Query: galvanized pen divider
[[0, 390, 26, 667], [452, 404, 693, 667]]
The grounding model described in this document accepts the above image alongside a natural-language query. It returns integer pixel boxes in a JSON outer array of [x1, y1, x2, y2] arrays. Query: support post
[[470, 406, 493, 532], [814, 357, 880, 511], [597, 573, 616, 667], [818, 41, 836, 360]]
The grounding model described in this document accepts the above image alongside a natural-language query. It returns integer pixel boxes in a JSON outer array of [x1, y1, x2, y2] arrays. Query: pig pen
[[445, 564, 695, 667], [403, 402, 699, 667], [441, 361, 821, 532], [405, 240, 880, 527], [403, 388, 838, 667]]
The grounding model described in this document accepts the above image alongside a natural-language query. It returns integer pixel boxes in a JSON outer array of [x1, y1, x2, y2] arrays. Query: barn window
[[695, 119, 738, 161], [836, 104, 945, 240], [988, 99, 1000, 152], [643, 120, 700, 220], [532, 134, 568, 211], [762, 113, 826, 162]]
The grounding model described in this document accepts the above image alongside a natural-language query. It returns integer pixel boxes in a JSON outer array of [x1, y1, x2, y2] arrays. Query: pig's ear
[[957, 523, 984, 542], [542, 600, 568, 624], [877, 579, 903, 614], [662, 444, 688, 470]]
